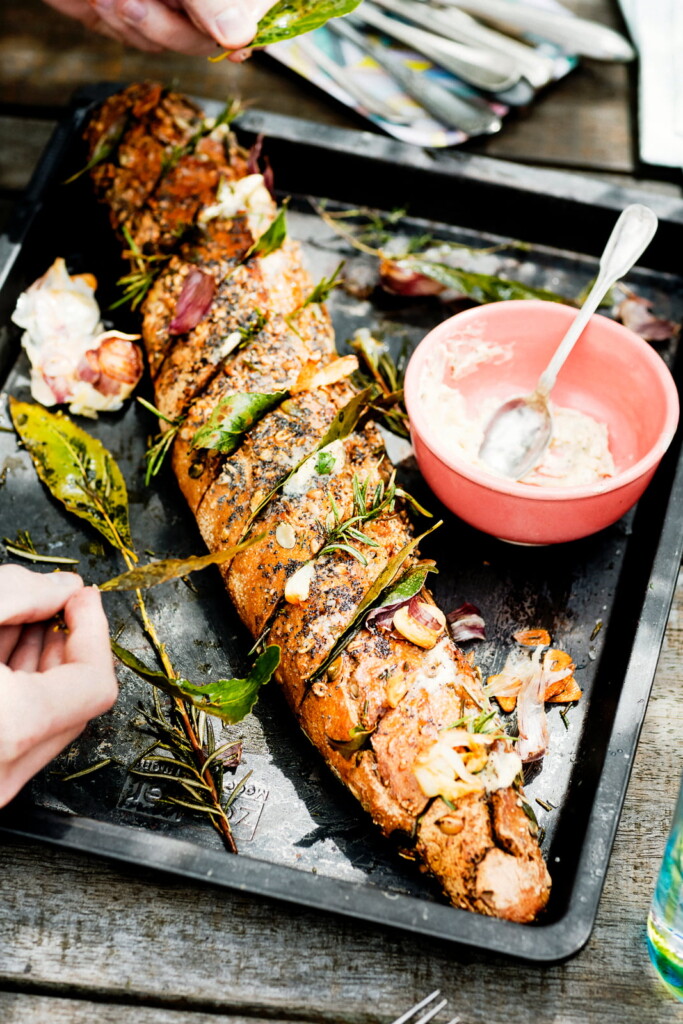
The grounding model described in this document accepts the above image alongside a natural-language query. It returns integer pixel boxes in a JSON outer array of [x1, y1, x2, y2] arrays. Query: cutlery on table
[[390, 989, 460, 1024], [373, 0, 556, 88], [358, 1, 523, 93], [329, 16, 503, 134], [438, 0, 636, 61], [294, 35, 414, 123]]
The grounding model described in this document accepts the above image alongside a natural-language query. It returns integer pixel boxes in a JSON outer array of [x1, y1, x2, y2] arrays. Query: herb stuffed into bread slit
[[85, 82, 551, 923]]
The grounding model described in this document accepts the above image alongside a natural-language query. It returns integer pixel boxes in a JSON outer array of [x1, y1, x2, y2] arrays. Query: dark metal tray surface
[[1, 85, 683, 963]]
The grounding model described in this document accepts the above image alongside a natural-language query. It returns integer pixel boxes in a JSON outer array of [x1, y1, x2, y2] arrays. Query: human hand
[[43, 0, 275, 59], [0, 565, 118, 807]]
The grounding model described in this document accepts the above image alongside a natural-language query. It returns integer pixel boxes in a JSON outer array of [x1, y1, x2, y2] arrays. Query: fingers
[[63, 586, 115, 669], [0, 722, 84, 808], [0, 625, 21, 665], [182, 0, 273, 51], [0, 566, 84, 627], [0, 655, 118, 767], [92, 0, 218, 54], [7, 624, 47, 673], [38, 622, 68, 672]]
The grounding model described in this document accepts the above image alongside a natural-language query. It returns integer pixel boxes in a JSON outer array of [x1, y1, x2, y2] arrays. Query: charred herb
[[319, 472, 429, 567], [311, 520, 442, 682], [111, 226, 170, 311], [138, 397, 185, 485], [3, 529, 79, 566], [64, 112, 129, 184], [351, 330, 409, 438], [161, 100, 242, 175]]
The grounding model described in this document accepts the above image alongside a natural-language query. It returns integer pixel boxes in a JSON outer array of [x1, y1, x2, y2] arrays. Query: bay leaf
[[112, 641, 281, 724], [9, 399, 134, 556], [397, 258, 568, 305], [309, 520, 442, 682], [99, 534, 263, 591], [249, 0, 363, 48], [327, 724, 375, 759], [191, 391, 287, 454], [245, 385, 375, 528], [244, 202, 288, 261]]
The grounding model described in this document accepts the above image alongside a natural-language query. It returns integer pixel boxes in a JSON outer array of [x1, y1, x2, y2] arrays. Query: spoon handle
[[536, 204, 658, 398]]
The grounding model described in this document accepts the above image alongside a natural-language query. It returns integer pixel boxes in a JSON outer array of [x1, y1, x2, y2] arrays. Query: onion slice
[[447, 602, 486, 641], [169, 268, 216, 335]]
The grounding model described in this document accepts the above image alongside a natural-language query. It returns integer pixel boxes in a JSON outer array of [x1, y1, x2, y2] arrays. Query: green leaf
[[302, 261, 345, 308], [370, 561, 438, 613], [249, 0, 363, 47], [191, 391, 287, 454], [310, 521, 442, 682], [245, 386, 375, 529], [9, 399, 134, 556], [238, 308, 268, 342], [99, 535, 263, 591], [64, 112, 128, 184], [398, 258, 569, 305], [327, 724, 375, 759], [244, 202, 288, 261], [315, 450, 336, 475], [112, 641, 281, 724]]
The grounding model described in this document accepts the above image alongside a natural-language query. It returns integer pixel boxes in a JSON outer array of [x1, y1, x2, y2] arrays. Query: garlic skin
[[11, 258, 143, 418]]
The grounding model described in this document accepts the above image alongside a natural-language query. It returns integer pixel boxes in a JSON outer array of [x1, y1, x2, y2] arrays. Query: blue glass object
[[647, 776, 683, 999]]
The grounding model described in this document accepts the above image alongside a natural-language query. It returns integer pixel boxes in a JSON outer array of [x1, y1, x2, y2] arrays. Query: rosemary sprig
[[3, 529, 79, 565], [161, 100, 242, 175], [137, 397, 185, 485], [350, 332, 409, 439], [111, 225, 170, 311], [129, 688, 247, 838], [318, 471, 429, 566]]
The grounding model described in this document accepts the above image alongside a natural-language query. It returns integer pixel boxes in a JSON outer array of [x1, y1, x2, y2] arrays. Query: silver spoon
[[478, 204, 658, 480]]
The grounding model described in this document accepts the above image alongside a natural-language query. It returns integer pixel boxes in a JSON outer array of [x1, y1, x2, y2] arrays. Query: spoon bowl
[[478, 204, 659, 479]]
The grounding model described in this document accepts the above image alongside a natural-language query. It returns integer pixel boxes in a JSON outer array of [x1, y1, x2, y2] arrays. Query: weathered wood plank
[[0, 0, 638, 175], [0, 575, 682, 1022], [0, 993, 293, 1024]]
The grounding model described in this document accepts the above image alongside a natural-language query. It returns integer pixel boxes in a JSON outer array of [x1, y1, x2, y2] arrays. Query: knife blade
[[439, 0, 636, 62], [329, 17, 503, 134], [358, 1, 523, 92]]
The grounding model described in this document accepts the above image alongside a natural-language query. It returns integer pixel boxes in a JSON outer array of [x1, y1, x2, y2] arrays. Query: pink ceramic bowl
[[404, 300, 680, 545]]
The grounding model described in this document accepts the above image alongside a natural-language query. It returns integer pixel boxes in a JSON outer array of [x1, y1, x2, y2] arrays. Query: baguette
[[86, 83, 551, 922]]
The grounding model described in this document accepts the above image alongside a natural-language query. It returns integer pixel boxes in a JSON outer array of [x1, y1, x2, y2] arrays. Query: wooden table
[[1, 1, 683, 1021]]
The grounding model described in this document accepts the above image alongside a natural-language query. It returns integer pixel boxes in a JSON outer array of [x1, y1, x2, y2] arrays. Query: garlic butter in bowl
[[403, 300, 680, 545]]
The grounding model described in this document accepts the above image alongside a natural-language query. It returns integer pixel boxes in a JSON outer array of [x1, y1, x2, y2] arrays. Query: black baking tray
[[1, 83, 683, 963]]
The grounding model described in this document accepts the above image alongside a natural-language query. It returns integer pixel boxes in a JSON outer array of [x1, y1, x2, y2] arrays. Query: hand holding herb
[[0, 564, 118, 807]]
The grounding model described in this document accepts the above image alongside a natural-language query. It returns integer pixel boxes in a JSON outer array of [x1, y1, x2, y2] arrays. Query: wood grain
[[0, 0, 637, 175], [0, 994, 294, 1024]]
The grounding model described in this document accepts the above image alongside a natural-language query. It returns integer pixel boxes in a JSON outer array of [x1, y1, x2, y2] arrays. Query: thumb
[[182, 0, 273, 50], [0, 565, 84, 626]]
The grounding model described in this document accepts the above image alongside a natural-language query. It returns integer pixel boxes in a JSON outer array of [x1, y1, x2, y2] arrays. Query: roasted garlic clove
[[393, 602, 446, 649]]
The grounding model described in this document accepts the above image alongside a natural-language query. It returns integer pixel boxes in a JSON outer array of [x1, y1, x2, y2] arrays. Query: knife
[[372, 0, 556, 88], [329, 17, 503, 135], [357, 1, 523, 92], [438, 0, 636, 62], [294, 36, 414, 124]]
